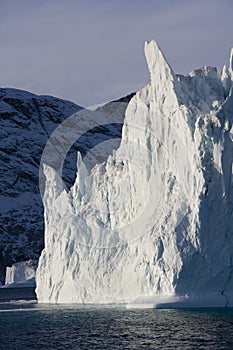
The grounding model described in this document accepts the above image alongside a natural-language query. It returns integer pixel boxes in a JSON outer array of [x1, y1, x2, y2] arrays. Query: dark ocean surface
[[0, 301, 233, 350]]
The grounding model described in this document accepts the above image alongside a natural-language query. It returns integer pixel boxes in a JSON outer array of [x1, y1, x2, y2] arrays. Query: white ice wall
[[36, 41, 233, 306]]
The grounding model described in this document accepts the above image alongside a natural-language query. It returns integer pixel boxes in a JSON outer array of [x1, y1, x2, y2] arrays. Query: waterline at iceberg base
[[36, 40, 233, 307]]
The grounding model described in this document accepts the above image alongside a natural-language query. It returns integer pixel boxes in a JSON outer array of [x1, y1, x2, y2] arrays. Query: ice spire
[[71, 151, 91, 208], [229, 48, 233, 79], [144, 40, 182, 112]]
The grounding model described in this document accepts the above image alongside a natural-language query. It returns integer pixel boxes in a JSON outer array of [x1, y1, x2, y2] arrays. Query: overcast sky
[[0, 0, 233, 107]]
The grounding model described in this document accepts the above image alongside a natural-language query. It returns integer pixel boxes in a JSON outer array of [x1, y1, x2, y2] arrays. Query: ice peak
[[222, 48, 233, 94], [144, 40, 175, 83], [76, 151, 89, 185], [230, 48, 233, 75], [43, 164, 64, 200], [144, 40, 181, 110]]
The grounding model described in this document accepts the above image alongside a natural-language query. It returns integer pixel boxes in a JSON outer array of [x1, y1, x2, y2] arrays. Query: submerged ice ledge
[[36, 40, 233, 307]]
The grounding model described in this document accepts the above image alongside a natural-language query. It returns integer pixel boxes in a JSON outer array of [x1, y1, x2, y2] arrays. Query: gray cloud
[[0, 0, 233, 106]]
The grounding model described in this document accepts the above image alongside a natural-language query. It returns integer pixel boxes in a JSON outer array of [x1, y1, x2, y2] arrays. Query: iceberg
[[36, 41, 233, 307], [3, 260, 37, 288]]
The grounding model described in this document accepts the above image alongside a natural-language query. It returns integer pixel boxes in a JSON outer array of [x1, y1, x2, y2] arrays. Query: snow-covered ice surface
[[36, 41, 233, 307]]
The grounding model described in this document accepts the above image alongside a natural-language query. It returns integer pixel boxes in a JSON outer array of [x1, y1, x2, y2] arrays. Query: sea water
[[0, 303, 233, 349]]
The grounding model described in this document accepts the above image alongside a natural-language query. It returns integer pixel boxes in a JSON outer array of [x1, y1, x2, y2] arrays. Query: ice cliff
[[36, 41, 233, 306]]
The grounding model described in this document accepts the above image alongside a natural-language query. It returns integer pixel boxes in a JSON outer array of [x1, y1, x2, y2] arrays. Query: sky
[[0, 0, 233, 107]]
